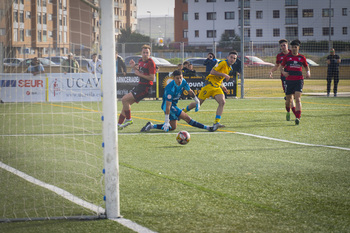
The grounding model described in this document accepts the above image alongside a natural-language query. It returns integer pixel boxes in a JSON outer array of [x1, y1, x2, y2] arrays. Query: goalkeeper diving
[[140, 70, 218, 132]]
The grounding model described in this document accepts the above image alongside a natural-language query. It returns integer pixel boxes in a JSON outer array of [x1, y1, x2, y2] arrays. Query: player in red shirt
[[269, 39, 296, 121], [280, 40, 310, 125], [118, 44, 156, 130]]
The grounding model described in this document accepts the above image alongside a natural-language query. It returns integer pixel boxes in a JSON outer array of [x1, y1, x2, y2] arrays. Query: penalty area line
[[0, 161, 156, 233]]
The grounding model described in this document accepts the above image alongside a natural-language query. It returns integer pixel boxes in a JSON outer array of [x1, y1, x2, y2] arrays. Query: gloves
[[162, 114, 171, 132], [194, 96, 200, 112]]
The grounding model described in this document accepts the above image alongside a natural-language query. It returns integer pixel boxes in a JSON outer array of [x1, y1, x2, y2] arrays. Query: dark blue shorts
[[286, 79, 304, 95]]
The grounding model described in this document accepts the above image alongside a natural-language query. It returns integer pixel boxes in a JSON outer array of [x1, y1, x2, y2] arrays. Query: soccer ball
[[176, 131, 191, 145]]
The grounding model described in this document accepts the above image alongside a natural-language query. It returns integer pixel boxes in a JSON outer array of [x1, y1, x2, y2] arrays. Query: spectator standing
[[326, 48, 341, 97], [203, 52, 218, 73], [27, 57, 44, 76], [116, 51, 127, 76], [87, 53, 102, 74], [182, 61, 190, 75], [61, 53, 79, 74]]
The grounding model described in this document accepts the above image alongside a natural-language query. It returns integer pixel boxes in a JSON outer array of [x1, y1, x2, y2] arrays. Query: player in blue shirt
[[140, 70, 218, 132]]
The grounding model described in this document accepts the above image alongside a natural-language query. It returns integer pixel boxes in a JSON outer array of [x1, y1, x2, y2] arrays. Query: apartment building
[[175, 0, 350, 45], [0, 0, 137, 59]]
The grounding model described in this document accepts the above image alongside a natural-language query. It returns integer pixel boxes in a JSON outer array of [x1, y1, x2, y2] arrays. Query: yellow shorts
[[198, 85, 224, 100]]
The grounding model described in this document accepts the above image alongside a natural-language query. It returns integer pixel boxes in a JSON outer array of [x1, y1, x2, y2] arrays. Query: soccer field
[[1, 96, 350, 232]]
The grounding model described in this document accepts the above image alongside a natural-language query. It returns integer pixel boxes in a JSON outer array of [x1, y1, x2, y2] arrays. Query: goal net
[[0, 0, 113, 221]]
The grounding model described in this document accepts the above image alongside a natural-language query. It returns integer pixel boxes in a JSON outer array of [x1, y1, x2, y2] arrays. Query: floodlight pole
[[100, 0, 120, 218]]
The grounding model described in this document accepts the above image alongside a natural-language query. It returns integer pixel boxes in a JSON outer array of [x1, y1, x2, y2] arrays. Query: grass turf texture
[[1, 82, 350, 232]]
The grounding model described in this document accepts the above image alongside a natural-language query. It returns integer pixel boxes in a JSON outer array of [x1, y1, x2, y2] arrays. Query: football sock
[[295, 110, 301, 119], [154, 124, 163, 129], [188, 119, 205, 129], [292, 107, 296, 116], [214, 115, 221, 124], [125, 110, 131, 120], [118, 114, 125, 125], [182, 106, 190, 113], [285, 106, 290, 112]]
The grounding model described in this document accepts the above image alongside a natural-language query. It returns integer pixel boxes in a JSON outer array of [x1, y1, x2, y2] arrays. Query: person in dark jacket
[[203, 52, 218, 73], [326, 48, 341, 97]]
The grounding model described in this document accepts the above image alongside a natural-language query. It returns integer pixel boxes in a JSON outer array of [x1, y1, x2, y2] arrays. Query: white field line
[[0, 161, 157, 233], [1, 130, 349, 151], [120, 130, 350, 151]]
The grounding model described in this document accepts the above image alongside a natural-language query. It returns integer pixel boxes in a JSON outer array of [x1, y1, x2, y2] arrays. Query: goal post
[[100, 0, 120, 219]]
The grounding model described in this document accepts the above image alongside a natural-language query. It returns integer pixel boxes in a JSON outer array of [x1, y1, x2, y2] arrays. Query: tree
[[219, 31, 241, 51], [117, 27, 151, 53]]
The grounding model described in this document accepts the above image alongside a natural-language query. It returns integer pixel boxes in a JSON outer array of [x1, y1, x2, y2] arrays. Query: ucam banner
[[48, 73, 102, 102], [0, 73, 46, 102]]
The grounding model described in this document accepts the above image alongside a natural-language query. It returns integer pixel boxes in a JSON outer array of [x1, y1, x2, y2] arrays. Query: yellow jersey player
[[183, 51, 238, 128]]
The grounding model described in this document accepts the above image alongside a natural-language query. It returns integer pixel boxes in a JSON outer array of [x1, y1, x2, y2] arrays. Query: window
[[256, 29, 263, 37], [207, 12, 216, 20], [302, 9, 313, 17], [286, 8, 298, 24], [26, 11, 31, 19], [195, 30, 199, 38], [322, 9, 333, 17], [38, 30, 42, 42], [20, 11, 24, 23], [20, 29, 24, 41], [244, 28, 250, 38], [342, 8, 348, 16], [225, 30, 235, 37], [14, 11, 18, 23], [183, 29, 188, 39], [286, 27, 298, 37], [225, 0, 234, 1], [343, 27, 348, 35], [13, 29, 18, 41], [207, 0, 216, 2], [273, 10, 280, 18], [273, 28, 280, 37], [323, 27, 334, 36], [183, 12, 188, 21], [302, 28, 313, 36], [195, 0, 198, 2], [207, 30, 216, 38], [43, 30, 47, 42], [195, 13, 199, 20], [225, 12, 234, 20], [285, 0, 298, 6], [26, 29, 31, 37], [182, 0, 187, 2], [48, 14, 52, 21], [43, 13, 47, 24], [256, 11, 263, 19], [37, 13, 41, 24]]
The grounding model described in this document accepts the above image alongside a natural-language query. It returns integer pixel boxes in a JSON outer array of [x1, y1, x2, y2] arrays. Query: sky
[[137, 0, 175, 18]]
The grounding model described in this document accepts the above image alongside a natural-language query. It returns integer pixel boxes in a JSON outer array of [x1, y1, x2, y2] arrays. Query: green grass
[[1, 84, 350, 232]]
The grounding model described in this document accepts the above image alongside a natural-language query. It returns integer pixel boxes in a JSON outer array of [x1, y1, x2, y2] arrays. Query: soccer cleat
[[214, 122, 226, 128], [140, 122, 153, 132], [295, 118, 300, 125], [286, 112, 291, 121], [208, 123, 219, 132], [119, 119, 133, 130]]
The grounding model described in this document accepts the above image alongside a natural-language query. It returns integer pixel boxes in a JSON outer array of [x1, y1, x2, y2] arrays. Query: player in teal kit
[[140, 70, 218, 132]]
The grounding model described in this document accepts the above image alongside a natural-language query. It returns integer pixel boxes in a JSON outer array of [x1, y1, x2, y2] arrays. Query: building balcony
[[285, 0, 298, 6], [285, 17, 298, 25]]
